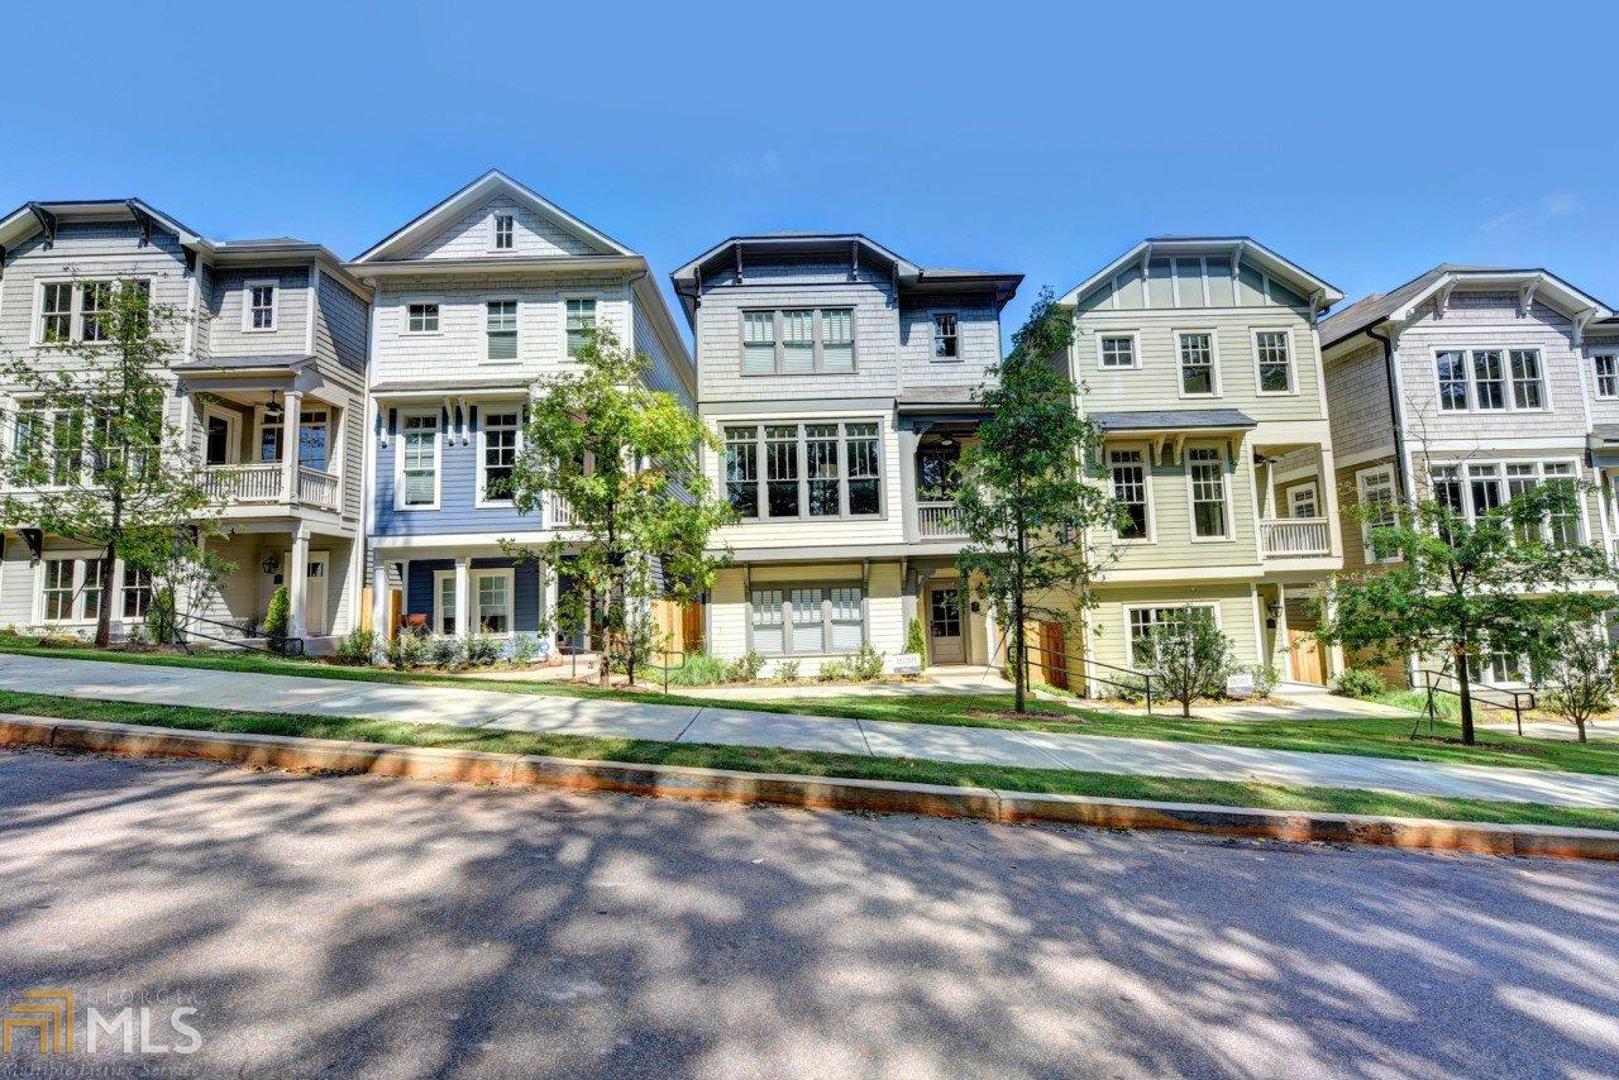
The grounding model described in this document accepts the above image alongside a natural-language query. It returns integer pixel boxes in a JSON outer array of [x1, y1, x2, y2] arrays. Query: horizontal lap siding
[[1086, 582, 1260, 672], [706, 561, 903, 669], [208, 267, 308, 357], [372, 407, 543, 536], [407, 195, 603, 260], [1095, 434, 1261, 570], [634, 299, 692, 409], [1325, 340, 1393, 459]]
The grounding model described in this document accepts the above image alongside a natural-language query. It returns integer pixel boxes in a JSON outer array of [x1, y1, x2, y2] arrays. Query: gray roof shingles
[[1089, 409, 1256, 431]]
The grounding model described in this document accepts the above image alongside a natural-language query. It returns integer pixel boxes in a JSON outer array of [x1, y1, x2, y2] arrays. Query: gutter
[[1368, 325, 1408, 500]]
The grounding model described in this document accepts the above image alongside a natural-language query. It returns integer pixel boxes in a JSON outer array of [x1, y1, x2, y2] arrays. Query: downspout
[[1367, 325, 1408, 500]]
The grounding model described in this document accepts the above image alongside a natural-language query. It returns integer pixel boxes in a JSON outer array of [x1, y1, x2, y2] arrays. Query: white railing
[[297, 466, 340, 510], [550, 493, 578, 528], [1260, 517, 1331, 557], [204, 463, 283, 504], [918, 500, 965, 539]]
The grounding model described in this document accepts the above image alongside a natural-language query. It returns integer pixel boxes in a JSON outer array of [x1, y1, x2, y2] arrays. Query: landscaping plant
[[1333, 667, 1388, 700], [851, 643, 885, 681], [1142, 606, 1233, 718], [904, 616, 928, 665], [263, 586, 291, 640], [1536, 622, 1617, 743], [334, 629, 377, 666]]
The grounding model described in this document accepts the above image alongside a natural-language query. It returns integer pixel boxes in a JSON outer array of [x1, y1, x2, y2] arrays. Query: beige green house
[[1056, 237, 1347, 691]]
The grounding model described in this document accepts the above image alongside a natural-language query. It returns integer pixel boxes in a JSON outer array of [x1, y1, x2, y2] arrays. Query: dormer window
[[245, 281, 277, 332], [492, 213, 514, 250], [932, 313, 959, 359]]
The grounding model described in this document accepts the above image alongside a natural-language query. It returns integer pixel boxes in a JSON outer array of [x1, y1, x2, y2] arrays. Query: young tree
[[1536, 622, 1616, 743], [1142, 606, 1233, 719], [956, 288, 1120, 712], [1318, 470, 1614, 744], [0, 279, 227, 647], [508, 327, 733, 686]]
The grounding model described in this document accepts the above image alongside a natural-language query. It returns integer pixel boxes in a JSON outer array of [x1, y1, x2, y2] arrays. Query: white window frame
[[1107, 444, 1155, 543], [475, 404, 522, 508], [563, 294, 600, 360], [472, 567, 516, 635], [431, 570, 458, 637], [33, 551, 143, 626], [1184, 443, 1233, 542], [1593, 352, 1619, 399], [1250, 326, 1297, 395], [1096, 330, 1139, 370], [484, 297, 519, 363], [931, 312, 960, 361], [1175, 328, 1221, 399], [1287, 481, 1320, 519], [1355, 464, 1399, 564], [202, 405, 241, 466], [394, 408, 442, 511], [402, 299, 442, 337], [33, 277, 153, 345], [1122, 602, 1223, 669], [1429, 346, 1551, 414], [1431, 456, 1588, 542], [490, 212, 516, 252], [242, 279, 279, 333]]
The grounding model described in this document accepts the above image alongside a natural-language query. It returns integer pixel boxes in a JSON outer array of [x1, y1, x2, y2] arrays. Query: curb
[[4, 714, 1617, 861]]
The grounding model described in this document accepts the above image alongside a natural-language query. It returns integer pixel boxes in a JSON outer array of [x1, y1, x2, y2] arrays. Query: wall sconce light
[[261, 553, 282, 575]]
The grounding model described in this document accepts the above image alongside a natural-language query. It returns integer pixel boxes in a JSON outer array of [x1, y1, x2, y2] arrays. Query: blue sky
[[3, 0, 1615, 344]]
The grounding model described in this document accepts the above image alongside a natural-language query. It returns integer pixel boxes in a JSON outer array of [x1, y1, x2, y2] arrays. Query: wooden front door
[[1039, 621, 1069, 690], [927, 586, 965, 664], [1288, 628, 1325, 685]]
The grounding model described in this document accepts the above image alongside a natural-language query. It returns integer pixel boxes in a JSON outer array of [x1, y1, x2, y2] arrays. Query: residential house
[[1058, 237, 1347, 690], [349, 171, 693, 653], [1320, 265, 1617, 686], [670, 234, 1021, 674], [0, 199, 372, 647]]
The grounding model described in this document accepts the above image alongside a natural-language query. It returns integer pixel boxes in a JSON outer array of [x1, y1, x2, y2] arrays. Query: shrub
[[263, 586, 291, 639], [727, 650, 764, 683], [850, 643, 885, 681], [775, 659, 801, 683], [334, 628, 377, 665], [386, 630, 428, 670], [904, 616, 928, 664], [668, 653, 730, 686], [147, 587, 179, 646], [1241, 664, 1281, 698], [123, 623, 151, 649], [1333, 667, 1388, 700], [465, 633, 503, 666], [510, 633, 542, 664], [818, 656, 852, 682], [1109, 673, 1148, 703], [428, 636, 464, 669]]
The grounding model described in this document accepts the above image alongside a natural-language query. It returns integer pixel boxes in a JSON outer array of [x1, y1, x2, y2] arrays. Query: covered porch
[[1254, 441, 1341, 560], [1255, 577, 1345, 687], [199, 523, 359, 650], [898, 393, 991, 545]]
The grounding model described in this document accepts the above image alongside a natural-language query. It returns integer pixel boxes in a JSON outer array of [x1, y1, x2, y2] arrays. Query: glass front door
[[928, 586, 964, 664]]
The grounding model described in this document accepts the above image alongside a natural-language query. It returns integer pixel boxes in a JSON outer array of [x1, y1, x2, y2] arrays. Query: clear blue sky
[[4, 1, 1615, 345]]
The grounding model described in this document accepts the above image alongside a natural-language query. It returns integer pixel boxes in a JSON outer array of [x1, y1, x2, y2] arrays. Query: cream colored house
[[1057, 237, 1346, 690]]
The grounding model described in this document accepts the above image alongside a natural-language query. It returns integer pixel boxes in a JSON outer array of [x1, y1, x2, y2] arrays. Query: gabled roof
[[1319, 265, 1615, 349], [1057, 236, 1344, 310], [351, 169, 636, 263], [0, 197, 207, 253]]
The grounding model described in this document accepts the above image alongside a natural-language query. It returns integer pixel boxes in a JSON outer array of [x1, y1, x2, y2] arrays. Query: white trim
[[1355, 463, 1398, 564], [400, 297, 443, 337], [1428, 345, 1551, 415], [1120, 601, 1224, 669], [201, 404, 241, 465], [1094, 329, 1140, 370], [1250, 325, 1298, 396], [1591, 349, 1619, 400], [489, 210, 516, 253], [1107, 442, 1156, 544], [1424, 455, 1591, 543], [241, 278, 279, 333], [562, 292, 602, 361], [1174, 327, 1222, 399], [471, 566, 517, 635], [483, 295, 520, 364], [1184, 440, 1234, 542], [393, 407, 442, 511], [473, 402, 522, 508], [1287, 481, 1320, 519], [431, 569, 457, 635]]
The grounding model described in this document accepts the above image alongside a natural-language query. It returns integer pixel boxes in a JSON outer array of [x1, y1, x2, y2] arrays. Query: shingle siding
[[1324, 339, 1393, 460], [207, 266, 309, 357], [898, 295, 999, 391], [406, 194, 605, 261]]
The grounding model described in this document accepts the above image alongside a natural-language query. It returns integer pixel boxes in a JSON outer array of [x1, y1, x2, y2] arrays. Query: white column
[[1273, 582, 1290, 681], [371, 556, 389, 645], [282, 389, 304, 505], [1321, 583, 1345, 680], [454, 556, 471, 638], [288, 526, 309, 639], [542, 560, 559, 652], [1318, 445, 1343, 556]]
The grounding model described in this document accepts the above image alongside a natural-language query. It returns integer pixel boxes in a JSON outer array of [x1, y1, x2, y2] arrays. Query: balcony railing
[[1260, 517, 1331, 557], [297, 466, 340, 511], [551, 493, 578, 528], [204, 463, 340, 512], [918, 500, 965, 539]]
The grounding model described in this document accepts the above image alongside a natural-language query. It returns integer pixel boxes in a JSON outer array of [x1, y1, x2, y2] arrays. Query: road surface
[[1, 748, 1617, 1078]]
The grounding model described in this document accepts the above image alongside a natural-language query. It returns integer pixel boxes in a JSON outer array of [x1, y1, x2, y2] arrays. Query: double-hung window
[[822, 309, 854, 372], [1187, 446, 1227, 538], [407, 302, 439, 334], [1472, 350, 1507, 410], [565, 298, 596, 358], [475, 572, 510, 633], [1109, 448, 1149, 539], [742, 312, 776, 375], [1436, 351, 1469, 411], [1541, 461, 1581, 547], [492, 213, 514, 250], [244, 281, 277, 332], [51, 410, 84, 486], [480, 409, 520, 503], [42, 559, 75, 621], [80, 281, 113, 342], [844, 423, 879, 514], [751, 586, 866, 655], [1509, 349, 1544, 409], [740, 308, 856, 374], [932, 313, 959, 359], [1358, 466, 1397, 561], [41, 283, 72, 343], [805, 424, 840, 516], [39, 557, 130, 623], [399, 413, 439, 508], [39, 279, 147, 344], [1128, 605, 1216, 668], [122, 567, 153, 619], [486, 301, 518, 360], [726, 422, 881, 519], [1254, 330, 1293, 393], [1099, 334, 1136, 369], [781, 310, 815, 374], [764, 425, 800, 517], [1594, 353, 1619, 399], [1438, 347, 1547, 411], [1178, 332, 1215, 395], [723, 426, 759, 517], [81, 560, 104, 622]]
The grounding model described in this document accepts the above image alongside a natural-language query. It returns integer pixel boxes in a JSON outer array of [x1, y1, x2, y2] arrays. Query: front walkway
[[2, 653, 1617, 809]]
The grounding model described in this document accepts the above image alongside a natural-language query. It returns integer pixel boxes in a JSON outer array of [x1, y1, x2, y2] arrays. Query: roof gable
[[1058, 236, 1343, 311], [352, 170, 635, 264]]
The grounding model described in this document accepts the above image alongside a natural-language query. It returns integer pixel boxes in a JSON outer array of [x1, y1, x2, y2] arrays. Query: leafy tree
[[1318, 471, 1614, 744], [956, 288, 1119, 711], [0, 279, 228, 647], [1141, 606, 1233, 718], [509, 327, 733, 686], [1536, 622, 1616, 743]]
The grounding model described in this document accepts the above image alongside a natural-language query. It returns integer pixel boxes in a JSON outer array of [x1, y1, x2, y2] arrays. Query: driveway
[[2, 652, 1618, 808]]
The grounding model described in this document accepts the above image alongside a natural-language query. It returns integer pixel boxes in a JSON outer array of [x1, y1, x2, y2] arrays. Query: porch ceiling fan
[[264, 391, 284, 419]]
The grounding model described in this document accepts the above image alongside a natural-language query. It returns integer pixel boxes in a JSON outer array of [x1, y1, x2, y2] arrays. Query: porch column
[[1318, 445, 1343, 557], [282, 389, 304, 507], [1320, 583, 1345, 680], [454, 556, 471, 638], [1273, 582, 1290, 681], [541, 560, 559, 651], [371, 556, 390, 647], [899, 424, 920, 541], [287, 526, 310, 639]]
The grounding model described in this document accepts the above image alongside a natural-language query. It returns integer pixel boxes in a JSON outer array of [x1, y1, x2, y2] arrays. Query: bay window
[[725, 421, 882, 519]]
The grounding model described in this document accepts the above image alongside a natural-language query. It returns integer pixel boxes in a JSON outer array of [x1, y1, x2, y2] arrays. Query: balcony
[[550, 493, 578, 527], [204, 463, 340, 512], [1260, 517, 1331, 557], [918, 500, 965, 539]]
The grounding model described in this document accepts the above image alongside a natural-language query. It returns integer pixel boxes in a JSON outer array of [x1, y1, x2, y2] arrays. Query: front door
[[927, 585, 964, 665], [304, 551, 329, 636], [1288, 627, 1324, 685]]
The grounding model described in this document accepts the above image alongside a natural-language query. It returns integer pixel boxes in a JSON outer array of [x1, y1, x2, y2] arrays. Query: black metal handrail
[[1020, 637, 1154, 714], [1417, 668, 1535, 736], [172, 609, 304, 658]]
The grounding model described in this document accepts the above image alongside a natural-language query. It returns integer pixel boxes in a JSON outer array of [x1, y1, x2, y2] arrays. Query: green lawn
[[2, 688, 1616, 833], [4, 639, 1616, 778]]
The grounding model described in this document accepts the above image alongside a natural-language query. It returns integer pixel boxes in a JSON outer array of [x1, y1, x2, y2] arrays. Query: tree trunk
[[1455, 648, 1476, 746], [1577, 718, 1588, 743], [1012, 520, 1027, 714], [95, 541, 116, 648]]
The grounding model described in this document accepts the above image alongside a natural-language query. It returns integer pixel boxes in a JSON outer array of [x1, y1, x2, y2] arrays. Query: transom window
[[486, 301, 518, 360], [1109, 448, 1148, 539], [1099, 335, 1136, 368], [1179, 332, 1216, 395], [565, 298, 597, 358], [932, 313, 959, 359], [407, 302, 439, 333], [399, 412, 439, 508], [723, 421, 880, 519], [740, 308, 856, 375], [493, 213, 514, 250], [1254, 329, 1293, 393], [481, 409, 520, 503], [1594, 353, 1619, 399], [1127, 605, 1217, 668], [751, 586, 866, 656], [1436, 348, 1545, 412], [1187, 446, 1227, 538]]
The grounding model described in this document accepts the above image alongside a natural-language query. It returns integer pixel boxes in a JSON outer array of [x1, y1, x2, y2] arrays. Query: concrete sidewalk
[[4, 652, 1619, 809]]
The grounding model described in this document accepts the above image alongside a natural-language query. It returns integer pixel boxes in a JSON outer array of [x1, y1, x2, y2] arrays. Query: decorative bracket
[[1573, 308, 1596, 347], [19, 528, 43, 562], [1518, 275, 1541, 317], [126, 199, 160, 247], [851, 239, 860, 282], [26, 203, 57, 249], [1434, 279, 1456, 317]]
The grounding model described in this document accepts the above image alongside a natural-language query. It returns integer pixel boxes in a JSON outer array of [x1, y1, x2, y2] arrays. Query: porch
[[1253, 442, 1340, 560], [900, 409, 985, 544], [198, 525, 359, 645]]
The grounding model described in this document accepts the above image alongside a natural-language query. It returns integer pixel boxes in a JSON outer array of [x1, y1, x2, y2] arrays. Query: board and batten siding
[[207, 266, 309, 357], [406, 194, 605, 261]]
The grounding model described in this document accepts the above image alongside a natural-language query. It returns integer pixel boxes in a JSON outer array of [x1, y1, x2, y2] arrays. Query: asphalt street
[[1, 748, 1617, 1078]]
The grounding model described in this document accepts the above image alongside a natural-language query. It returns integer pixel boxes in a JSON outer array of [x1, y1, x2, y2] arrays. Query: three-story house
[[350, 171, 693, 653], [0, 198, 371, 647], [1059, 237, 1346, 689], [670, 234, 1021, 673], [1320, 265, 1617, 687]]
